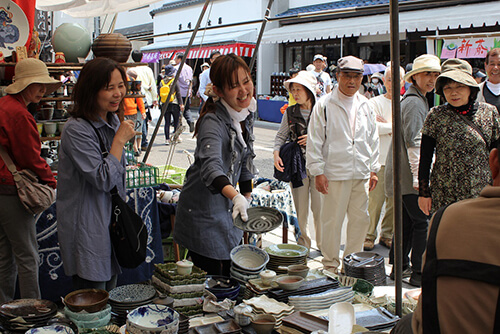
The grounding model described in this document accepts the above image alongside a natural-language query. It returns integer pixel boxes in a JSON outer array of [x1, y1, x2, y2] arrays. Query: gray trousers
[[0, 194, 41, 303]]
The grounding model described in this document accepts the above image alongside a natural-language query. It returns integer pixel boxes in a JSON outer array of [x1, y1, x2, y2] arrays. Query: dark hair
[[131, 50, 143, 62], [289, 82, 316, 110], [176, 53, 184, 59], [436, 77, 479, 103], [485, 48, 500, 64], [289, 68, 299, 76], [194, 54, 251, 136], [71, 58, 127, 121], [210, 50, 221, 59]]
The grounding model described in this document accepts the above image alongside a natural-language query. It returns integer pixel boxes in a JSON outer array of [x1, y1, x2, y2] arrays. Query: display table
[[257, 99, 286, 123], [36, 187, 163, 302]]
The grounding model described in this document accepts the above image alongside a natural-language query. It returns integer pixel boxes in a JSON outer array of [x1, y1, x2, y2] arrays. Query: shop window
[[285, 46, 302, 72]]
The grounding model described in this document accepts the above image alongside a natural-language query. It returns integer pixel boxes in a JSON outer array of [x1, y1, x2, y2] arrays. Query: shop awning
[[36, 0, 163, 18], [141, 28, 257, 52], [262, 2, 500, 43]]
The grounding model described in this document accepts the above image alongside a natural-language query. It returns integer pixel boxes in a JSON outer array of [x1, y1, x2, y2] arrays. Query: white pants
[[290, 171, 322, 250], [319, 179, 370, 269]]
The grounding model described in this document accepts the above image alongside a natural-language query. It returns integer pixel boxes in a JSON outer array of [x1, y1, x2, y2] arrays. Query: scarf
[[221, 99, 250, 148]]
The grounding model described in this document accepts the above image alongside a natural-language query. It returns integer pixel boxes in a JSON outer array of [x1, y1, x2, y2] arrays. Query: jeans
[[389, 194, 429, 273], [181, 96, 192, 125], [163, 103, 181, 140], [142, 107, 150, 147]]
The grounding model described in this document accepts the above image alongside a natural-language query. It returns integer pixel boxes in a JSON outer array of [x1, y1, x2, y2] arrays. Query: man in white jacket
[[306, 56, 380, 273]]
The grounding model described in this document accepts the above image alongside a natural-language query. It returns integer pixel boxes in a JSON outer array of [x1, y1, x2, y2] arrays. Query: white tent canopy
[[36, 0, 162, 18]]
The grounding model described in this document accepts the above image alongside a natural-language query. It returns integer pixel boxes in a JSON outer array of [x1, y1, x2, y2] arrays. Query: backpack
[[159, 78, 175, 103]]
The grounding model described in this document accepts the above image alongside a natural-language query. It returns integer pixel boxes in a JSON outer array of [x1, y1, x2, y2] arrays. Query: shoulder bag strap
[[0, 143, 18, 176], [456, 112, 489, 147]]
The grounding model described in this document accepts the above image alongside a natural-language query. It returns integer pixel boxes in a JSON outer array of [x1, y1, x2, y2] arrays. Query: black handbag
[[85, 118, 147, 268]]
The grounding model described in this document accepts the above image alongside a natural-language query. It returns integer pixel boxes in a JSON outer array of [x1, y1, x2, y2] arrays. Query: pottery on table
[[43, 122, 57, 137], [259, 270, 276, 286], [278, 264, 309, 278], [39, 107, 54, 121], [109, 284, 157, 304], [25, 324, 74, 334], [230, 245, 269, 271], [233, 304, 253, 327], [64, 288, 109, 313], [126, 304, 179, 333], [251, 314, 276, 334], [91, 33, 132, 63], [275, 275, 304, 291], [176, 260, 194, 275]]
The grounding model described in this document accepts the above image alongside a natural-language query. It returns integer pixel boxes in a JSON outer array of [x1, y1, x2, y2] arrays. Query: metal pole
[[249, 0, 274, 72], [142, 0, 212, 163], [389, 0, 403, 317]]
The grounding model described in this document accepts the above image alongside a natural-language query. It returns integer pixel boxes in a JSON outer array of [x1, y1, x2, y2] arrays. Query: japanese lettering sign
[[441, 37, 500, 59]]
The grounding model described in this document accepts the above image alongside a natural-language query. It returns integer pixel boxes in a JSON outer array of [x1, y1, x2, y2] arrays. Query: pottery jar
[[91, 33, 132, 63], [233, 304, 253, 326]]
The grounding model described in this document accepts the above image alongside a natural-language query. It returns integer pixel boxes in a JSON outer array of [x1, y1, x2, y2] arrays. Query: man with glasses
[[306, 56, 380, 274]]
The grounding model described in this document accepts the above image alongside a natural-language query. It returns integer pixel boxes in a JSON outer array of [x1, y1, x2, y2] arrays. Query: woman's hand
[[418, 196, 432, 216], [273, 151, 284, 172], [232, 193, 249, 221], [315, 174, 329, 194], [109, 120, 135, 161], [297, 134, 307, 147]]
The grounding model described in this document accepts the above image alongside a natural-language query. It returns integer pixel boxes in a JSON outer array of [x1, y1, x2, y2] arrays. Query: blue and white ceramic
[[109, 284, 157, 304], [127, 304, 179, 333], [25, 324, 74, 334], [230, 245, 269, 271]]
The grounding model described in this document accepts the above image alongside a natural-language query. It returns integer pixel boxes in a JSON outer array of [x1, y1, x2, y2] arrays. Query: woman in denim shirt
[[173, 54, 256, 276], [57, 58, 135, 291]]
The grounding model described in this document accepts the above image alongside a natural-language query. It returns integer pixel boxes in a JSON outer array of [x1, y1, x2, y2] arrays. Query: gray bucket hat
[[435, 58, 479, 96]]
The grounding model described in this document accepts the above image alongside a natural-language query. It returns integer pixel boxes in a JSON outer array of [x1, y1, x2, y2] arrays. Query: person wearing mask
[[385, 54, 441, 287], [273, 70, 322, 250], [57, 58, 136, 290], [173, 54, 256, 276], [0, 58, 60, 303], [477, 48, 500, 111]]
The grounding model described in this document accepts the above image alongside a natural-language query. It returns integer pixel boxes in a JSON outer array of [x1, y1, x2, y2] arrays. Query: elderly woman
[[57, 58, 135, 291], [0, 58, 60, 302], [418, 59, 500, 215]]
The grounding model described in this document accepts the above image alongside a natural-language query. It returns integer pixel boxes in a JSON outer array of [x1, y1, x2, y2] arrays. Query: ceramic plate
[[233, 207, 283, 233], [127, 304, 179, 330], [0, 0, 29, 56], [265, 244, 308, 258], [25, 325, 74, 334], [109, 284, 156, 304], [0, 299, 57, 319]]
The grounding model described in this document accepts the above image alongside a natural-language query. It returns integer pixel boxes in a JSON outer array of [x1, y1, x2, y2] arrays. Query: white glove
[[232, 193, 249, 222]]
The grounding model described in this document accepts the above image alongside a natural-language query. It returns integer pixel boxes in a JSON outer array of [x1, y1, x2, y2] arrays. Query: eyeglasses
[[339, 72, 363, 80]]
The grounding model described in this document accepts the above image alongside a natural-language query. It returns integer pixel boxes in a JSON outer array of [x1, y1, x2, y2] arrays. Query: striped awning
[[142, 43, 255, 63]]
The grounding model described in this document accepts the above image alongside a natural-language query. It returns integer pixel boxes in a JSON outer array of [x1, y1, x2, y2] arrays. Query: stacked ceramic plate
[[288, 287, 354, 312], [265, 244, 308, 274], [0, 299, 57, 332], [109, 284, 157, 326], [178, 313, 190, 334], [230, 245, 269, 283], [243, 295, 294, 328], [206, 276, 241, 301], [343, 252, 386, 286]]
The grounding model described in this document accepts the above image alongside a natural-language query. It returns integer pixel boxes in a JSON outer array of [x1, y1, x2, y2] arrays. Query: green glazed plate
[[265, 244, 308, 258]]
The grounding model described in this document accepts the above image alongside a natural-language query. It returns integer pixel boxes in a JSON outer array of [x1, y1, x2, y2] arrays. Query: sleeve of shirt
[[421, 106, 439, 139], [369, 98, 392, 135], [137, 97, 146, 116], [8, 111, 56, 188], [306, 100, 327, 176], [146, 67, 158, 102], [402, 97, 427, 148], [367, 104, 381, 173], [198, 71, 209, 101], [274, 111, 290, 151], [60, 121, 125, 193], [418, 134, 435, 197]]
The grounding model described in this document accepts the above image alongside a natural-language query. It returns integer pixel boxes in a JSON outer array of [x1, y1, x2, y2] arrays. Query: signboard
[[441, 37, 500, 59]]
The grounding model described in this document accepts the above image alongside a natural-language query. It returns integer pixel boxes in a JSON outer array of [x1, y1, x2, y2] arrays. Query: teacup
[[176, 260, 193, 275], [259, 269, 276, 286]]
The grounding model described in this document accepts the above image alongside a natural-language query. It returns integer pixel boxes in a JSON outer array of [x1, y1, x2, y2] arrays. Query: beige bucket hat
[[284, 70, 317, 98], [404, 54, 441, 83], [5, 58, 62, 95], [434, 58, 478, 96]]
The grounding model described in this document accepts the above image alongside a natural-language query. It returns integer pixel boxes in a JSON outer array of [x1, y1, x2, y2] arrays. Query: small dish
[[276, 275, 304, 291], [214, 319, 241, 334]]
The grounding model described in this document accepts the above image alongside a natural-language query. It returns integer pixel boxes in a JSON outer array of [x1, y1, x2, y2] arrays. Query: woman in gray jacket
[[173, 54, 256, 276]]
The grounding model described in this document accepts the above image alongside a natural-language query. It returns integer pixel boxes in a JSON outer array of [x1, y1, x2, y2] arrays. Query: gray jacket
[[173, 101, 256, 260], [385, 85, 429, 196]]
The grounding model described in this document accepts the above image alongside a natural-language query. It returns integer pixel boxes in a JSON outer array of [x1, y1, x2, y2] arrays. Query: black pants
[[389, 194, 429, 273], [163, 103, 180, 140], [181, 96, 193, 125], [188, 251, 231, 277]]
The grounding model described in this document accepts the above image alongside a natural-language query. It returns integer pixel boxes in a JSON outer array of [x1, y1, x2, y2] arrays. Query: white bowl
[[230, 245, 269, 271], [25, 325, 74, 334], [127, 304, 179, 332], [44, 122, 57, 136]]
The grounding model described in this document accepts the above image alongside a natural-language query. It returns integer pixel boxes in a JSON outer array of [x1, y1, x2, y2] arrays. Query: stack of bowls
[[205, 276, 241, 301], [343, 252, 386, 286], [265, 244, 308, 274], [109, 284, 157, 326], [63, 289, 111, 329], [178, 313, 190, 334], [230, 245, 269, 283], [0, 299, 57, 332], [64, 304, 111, 329], [126, 304, 179, 334]]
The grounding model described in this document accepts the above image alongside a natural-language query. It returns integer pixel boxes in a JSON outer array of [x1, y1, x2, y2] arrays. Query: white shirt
[[197, 68, 211, 101], [337, 89, 357, 136], [309, 70, 332, 97], [368, 94, 396, 165], [134, 66, 158, 106]]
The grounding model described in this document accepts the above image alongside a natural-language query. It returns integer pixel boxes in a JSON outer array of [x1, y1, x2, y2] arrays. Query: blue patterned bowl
[[230, 245, 269, 271], [25, 325, 74, 334], [127, 304, 179, 332]]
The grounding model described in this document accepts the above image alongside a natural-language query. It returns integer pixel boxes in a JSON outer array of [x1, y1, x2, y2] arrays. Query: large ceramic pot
[[91, 33, 132, 63], [52, 23, 92, 63]]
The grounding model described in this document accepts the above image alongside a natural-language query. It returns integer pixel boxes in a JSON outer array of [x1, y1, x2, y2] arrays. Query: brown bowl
[[64, 288, 109, 313], [251, 314, 276, 334]]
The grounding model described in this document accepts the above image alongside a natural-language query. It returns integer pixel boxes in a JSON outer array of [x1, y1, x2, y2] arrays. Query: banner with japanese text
[[441, 37, 500, 59]]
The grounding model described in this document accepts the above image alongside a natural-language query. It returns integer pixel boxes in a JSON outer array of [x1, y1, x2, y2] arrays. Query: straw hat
[[284, 70, 317, 98], [5, 58, 62, 95], [434, 58, 478, 96], [404, 54, 441, 83]]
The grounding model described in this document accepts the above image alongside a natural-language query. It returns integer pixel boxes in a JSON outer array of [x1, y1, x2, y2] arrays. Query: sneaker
[[175, 137, 183, 143], [141, 146, 148, 151], [134, 151, 140, 157], [379, 237, 392, 249], [189, 122, 195, 133], [165, 140, 171, 146], [389, 267, 412, 280], [363, 238, 375, 251]]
